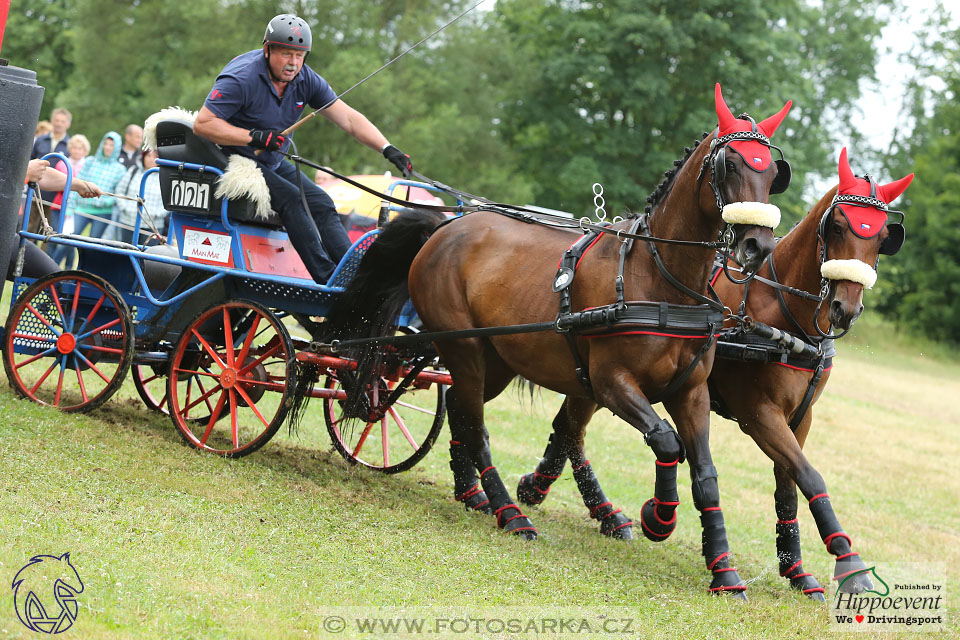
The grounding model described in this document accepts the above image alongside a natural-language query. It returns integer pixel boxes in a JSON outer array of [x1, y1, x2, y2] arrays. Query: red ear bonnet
[[835, 147, 914, 239], [714, 83, 792, 171]]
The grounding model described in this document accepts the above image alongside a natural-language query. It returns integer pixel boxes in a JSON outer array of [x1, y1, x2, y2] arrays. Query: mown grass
[[1, 311, 958, 639]]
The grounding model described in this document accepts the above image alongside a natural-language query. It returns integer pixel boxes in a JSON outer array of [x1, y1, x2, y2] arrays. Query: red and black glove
[[249, 129, 287, 152], [382, 144, 412, 177]]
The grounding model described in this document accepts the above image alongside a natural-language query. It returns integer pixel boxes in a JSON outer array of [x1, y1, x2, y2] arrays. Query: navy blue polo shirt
[[203, 49, 337, 170]]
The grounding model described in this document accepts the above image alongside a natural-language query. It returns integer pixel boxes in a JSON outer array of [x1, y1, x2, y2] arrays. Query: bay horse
[[520, 148, 913, 599], [321, 84, 790, 596]]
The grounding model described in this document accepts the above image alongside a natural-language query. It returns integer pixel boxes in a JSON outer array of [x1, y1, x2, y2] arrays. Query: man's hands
[[382, 144, 412, 177], [72, 180, 102, 198], [26, 159, 49, 183], [249, 129, 287, 152]]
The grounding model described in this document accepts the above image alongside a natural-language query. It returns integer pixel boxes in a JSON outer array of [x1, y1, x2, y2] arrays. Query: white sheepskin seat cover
[[142, 107, 272, 220], [721, 202, 781, 228], [820, 259, 877, 289]]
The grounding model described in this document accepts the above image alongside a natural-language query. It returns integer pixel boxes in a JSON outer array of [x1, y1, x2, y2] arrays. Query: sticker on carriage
[[182, 226, 234, 266], [169, 176, 211, 211]]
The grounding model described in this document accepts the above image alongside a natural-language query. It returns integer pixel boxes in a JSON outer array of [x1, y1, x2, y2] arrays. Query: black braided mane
[[635, 131, 712, 219]]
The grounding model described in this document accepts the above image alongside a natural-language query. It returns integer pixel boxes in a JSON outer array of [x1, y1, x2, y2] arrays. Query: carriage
[[3, 118, 455, 472]]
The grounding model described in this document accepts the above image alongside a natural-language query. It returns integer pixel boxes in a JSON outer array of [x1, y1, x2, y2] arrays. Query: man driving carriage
[[193, 14, 414, 283]]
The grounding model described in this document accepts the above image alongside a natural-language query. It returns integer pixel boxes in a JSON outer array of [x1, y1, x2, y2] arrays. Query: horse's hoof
[[808, 590, 827, 602], [710, 567, 747, 599], [835, 553, 872, 593], [594, 506, 633, 541], [639, 498, 676, 542], [837, 569, 873, 594], [732, 589, 749, 601], [517, 473, 548, 506]]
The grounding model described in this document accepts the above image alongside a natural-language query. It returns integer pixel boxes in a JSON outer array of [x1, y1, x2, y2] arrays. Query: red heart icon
[[855, 615, 865, 623]]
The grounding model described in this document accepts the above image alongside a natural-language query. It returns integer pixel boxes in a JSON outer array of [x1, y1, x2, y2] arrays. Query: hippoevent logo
[[830, 563, 946, 632], [11, 553, 85, 634]]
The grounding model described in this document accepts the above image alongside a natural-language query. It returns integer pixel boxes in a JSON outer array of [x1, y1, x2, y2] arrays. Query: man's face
[[102, 139, 115, 157], [51, 113, 70, 136], [265, 45, 306, 83], [125, 126, 143, 150]]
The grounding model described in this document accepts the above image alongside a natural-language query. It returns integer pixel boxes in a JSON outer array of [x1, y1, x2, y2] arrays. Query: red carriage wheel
[[166, 300, 295, 457], [132, 363, 170, 414], [324, 370, 445, 474], [2, 270, 133, 412]]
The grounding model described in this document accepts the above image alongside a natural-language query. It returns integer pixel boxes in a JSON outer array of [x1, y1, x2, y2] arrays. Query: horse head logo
[[12, 553, 84, 634]]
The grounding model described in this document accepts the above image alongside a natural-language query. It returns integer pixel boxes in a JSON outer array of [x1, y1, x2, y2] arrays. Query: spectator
[[62, 134, 92, 236], [51, 132, 126, 268], [31, 107, 71, 159], [29, 107, 72, 234], [113, 148, 170, 245], [315, 167, 337, 189], [118, 124, 143, 170], [34, 120, 52, 141]]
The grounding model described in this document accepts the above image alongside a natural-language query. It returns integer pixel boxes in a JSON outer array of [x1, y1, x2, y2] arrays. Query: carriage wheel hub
[[56, 333, 77, 354], [220, 368, 238, 389]]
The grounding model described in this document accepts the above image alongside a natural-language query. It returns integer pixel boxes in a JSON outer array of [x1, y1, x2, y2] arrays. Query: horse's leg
[[665, 386, 748, 598], [772, 464, 826, 600], [443, 342, 537, 539], [519, 397, 633, 539], [591, 374, 685, 545], [741, 407, 873, 595]]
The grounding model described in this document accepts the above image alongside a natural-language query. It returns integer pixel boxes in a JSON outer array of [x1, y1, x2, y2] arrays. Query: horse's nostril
[[742, 237, 760, 257]]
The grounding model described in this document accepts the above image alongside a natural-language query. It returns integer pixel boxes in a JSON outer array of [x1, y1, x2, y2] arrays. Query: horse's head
[[817, 147, 914, 330], [701, 84, 792, 272]]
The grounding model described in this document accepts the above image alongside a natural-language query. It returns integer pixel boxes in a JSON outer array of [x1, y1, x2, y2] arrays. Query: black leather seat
[[155, 120, 283, 227]]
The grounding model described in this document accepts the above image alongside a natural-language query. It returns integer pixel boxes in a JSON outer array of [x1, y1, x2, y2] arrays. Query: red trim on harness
[[534, 471, 560, 480], [702, 506, 722, 512], [588, 502, 613, 516], [653, 497, 680, 507], [777, 518, 799, 525], [610, 520, 633, 532], [803, 587, 826, 595], [836, 552, 860, 561], [455, 484, 482, 502], [710, 258, 726, 287], [833, 568, 868, 582], [709, 584, 747, 592], [823, 532, 852, 550], [653, 507, 677, 527], [775, 361, 835, 373], [449, 440, 462, 445], [533, 484, 549, 495], [479, 466, 496, 478], [573, 460, 591, 472], [781, 560, 803, 577], [576, 234, 604, 270], [713, 567, 739, 574], [707, 552, 730, 571], [790, 572, 813, 579], [655, 458, 679, 467], [472, 499, 490, 510], [584, 330, 720, 340], [808, 493, 830, 503]]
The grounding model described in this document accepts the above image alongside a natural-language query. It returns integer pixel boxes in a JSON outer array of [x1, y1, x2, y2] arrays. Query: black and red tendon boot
[[479, 465, 537, 540], [572, 459, 633, 540], [808, 492, 872, 593], [517, 434, 566, 506], [701, 507, 748, 599], [639, 457, 680, 541], [776, 517, 825, 600], [450, 440, 492, 514]]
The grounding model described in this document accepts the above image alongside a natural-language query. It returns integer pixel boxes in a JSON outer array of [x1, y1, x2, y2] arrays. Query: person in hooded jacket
[[52, 131, 127, 268]]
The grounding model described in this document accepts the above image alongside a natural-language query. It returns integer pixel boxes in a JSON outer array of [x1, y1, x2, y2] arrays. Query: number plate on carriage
[[169, 178, 211, 211], [182, 228, 233, 266]]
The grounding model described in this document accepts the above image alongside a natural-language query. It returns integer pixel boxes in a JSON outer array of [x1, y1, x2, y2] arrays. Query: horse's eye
[[725, 160, 736, 173], [832, 221, 845, 235]]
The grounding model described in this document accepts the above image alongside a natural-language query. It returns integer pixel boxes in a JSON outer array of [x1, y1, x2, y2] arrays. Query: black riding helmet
[[263, 14, 312, 51]]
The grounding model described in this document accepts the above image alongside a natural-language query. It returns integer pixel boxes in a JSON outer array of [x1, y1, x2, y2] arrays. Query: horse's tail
[[289, 209, 448, 432]]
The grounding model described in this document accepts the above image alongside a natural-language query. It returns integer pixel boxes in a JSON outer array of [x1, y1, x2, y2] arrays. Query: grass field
[[1, 310, 958, 639]]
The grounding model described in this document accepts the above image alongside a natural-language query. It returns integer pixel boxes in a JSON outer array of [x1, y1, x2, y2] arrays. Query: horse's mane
[[635, 131, 712, 219]]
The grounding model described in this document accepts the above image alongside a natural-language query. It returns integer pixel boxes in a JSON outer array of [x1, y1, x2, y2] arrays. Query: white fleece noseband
[[820, 259, 877, 289], [721, 202, 781, 228]]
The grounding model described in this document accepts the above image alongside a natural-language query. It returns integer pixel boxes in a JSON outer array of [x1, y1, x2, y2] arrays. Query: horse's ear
[[715, 83, 736, 134], [758, 99, 792, 137], [879, 173, 914, 204], [838, 147, 857, 193]]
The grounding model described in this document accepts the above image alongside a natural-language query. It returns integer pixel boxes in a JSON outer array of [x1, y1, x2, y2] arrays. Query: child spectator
[[113, 148, 170, 245]]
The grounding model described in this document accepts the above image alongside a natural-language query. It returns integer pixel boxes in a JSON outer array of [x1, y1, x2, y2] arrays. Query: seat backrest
[[155, 120, 281, 227]]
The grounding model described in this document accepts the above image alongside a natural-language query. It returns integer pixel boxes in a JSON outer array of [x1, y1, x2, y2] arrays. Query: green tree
[[493, 0, 892, 219], [2, 0, 75, 116]]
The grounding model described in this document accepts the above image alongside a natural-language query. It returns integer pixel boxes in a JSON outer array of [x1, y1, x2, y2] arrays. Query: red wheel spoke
[[237, 342, 283, 375], [12, 332, 57, 344], [79, 344, 124, 355], [49, 283, 68, 324], [53, 365, 68, 407], [388, 405, 419, 450], [75, 364, 89, 403], [229, 389, 239, 448], [76, 293, 106, 335], [352, 422, 375, 457], [194, 377, 216, 414], [393, 400, 437, 416], [77, 317, 121, 341], [222, 308, 235, 368], [29, 360, 60, 394], [190, 329, 227, 371], [14, 347, 59, 370], [184, 380, 223, 413], [170, 367, 220, 380], [199, 391, 228, 446], [234, 385, 270, 428], [234, 314, 262, 369], [73, 351, 113, 384], [141, 371, 162, 385], [25, 303, 62, 335]]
